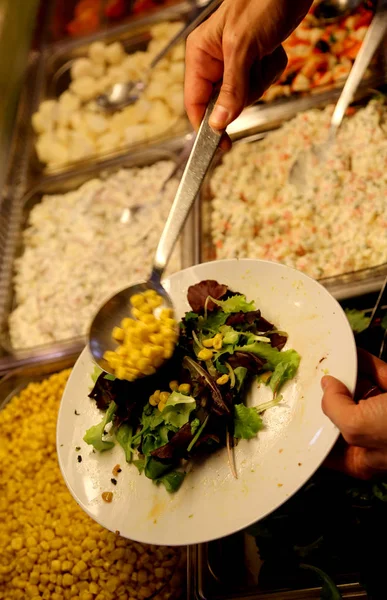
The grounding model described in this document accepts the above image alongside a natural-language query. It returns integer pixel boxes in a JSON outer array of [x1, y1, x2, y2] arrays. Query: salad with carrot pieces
[[84, 280, 301, 493]]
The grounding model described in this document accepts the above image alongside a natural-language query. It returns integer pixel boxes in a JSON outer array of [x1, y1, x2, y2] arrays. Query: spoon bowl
[[313, 0, 362, 24], [89, 279, 174, 376]]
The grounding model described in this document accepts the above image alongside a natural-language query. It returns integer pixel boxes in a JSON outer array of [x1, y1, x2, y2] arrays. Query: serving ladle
[[89, 92, 222, 374], [96, 0, 222, 112], [313, 0, 363, 24], [289, 0, 387, 189]]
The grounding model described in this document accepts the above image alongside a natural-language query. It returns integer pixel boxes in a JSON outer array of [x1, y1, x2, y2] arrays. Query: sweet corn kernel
[[159, 392, 170, 403], [101, 492, 113, 503], [147, 296, 163, 309], [149, 333, 163, 345], [143, 289, 157, 299], [115, 366, 127, 381], [131, 307, 142, 319], [202, 338, 214, 348], [213, 333, 223, 350], [141, 344, 153, 358], [158, 402, 166, 413], [138, 313, 156, 325], [216, 374, 229, 385], [149, 395, 158, 406], [198, 348, 213, 361], [103, 351, 116, 362], [137, 358, 151, 372], [178, 383, 191, 395], [169, 380, 179, 391], [153, 356, 164, 368], [130, 294, 145, 308], [160, 308, 174, 319], [142, 366, 156, 376], [121, 317, 134, 329], [112, 327, 124, 342]]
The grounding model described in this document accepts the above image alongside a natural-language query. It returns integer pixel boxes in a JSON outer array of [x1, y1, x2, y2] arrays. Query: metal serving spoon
[[289, 0, 387, 189], [96, 0, 222, 112], [89, 92, 222, 374], [313, 0, 363, 24]]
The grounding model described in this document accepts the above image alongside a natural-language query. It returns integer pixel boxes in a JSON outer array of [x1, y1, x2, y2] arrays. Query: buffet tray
[[28, 2, 196, 179], [0, 145, 199, 363], [200, 85, 387, 302]]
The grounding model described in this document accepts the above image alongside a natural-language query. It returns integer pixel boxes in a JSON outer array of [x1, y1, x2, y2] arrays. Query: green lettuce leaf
[[158, 470, 185, 493], [116, 424, 133, 462], [219, 324, 240, 345], [197, 310, 228, 332], [133, 459, 145, 474], [236, 342, 300, 392], [190, 418, 200, 435], [161, 391, 196, 429], [91, 366, 103, 383], [83, 401, 117, 452], [234, 404, 263, 440], [211, 294, 255, 313], [142, 425, 170, 456], [344, 308, 370, 334], [382, 313, 387, 330], [141, 404, 164, 430], [234, 366, 248, 391], [144, 457, 172, 480]]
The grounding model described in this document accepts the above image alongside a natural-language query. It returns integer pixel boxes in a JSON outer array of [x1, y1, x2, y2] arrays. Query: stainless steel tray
[[200, 85, 387, 302], [29, 4, 195, 179], [0, 145, 199, 362], [187, 534, 368, 600]]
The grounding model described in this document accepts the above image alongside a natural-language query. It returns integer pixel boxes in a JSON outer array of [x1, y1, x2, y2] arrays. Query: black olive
[[315, 39, 330, 53]]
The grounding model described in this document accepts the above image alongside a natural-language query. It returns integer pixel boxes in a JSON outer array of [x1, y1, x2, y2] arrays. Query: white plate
[[57, 259, 357, 546]]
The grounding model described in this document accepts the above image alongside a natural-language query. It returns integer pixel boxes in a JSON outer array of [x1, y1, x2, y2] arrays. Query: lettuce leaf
[[116, 423, 133, 462], [142, 425, 170, 456], [158, 470, 186, 493], [83, 401, 117, 452], [234, 366, 248, 391], [345, 308, 370, 334], [144, 456, 172, 480], [211, 294, 255, 314], [236, 342, 300, 392], [234, 404, 263, 440], [219, 324, 240, 345], [91, 366, 103, 383], [197, 310, 228, 332], [161, 391, 196, 429]]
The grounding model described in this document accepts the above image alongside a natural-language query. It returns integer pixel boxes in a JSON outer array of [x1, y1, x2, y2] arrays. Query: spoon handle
[[330, 3, 387, 133], [152, 91, 222, 278], [150, 0, 223, 69]]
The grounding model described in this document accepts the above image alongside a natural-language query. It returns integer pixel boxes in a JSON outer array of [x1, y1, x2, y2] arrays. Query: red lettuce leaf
[[226, 311, 274, 332], [228, 352, 266, 373], [269, 332, 288, 350], [187, 280, 228, 313], [150, 422, 193, 460]]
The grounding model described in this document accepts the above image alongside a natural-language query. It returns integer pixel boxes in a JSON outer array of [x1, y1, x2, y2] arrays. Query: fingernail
[[321, 376, 329, 390], [209, 104, 230, 129]]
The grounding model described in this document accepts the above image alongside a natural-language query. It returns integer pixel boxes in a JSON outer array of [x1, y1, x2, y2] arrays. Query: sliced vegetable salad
[[84, 280, 301, 493]]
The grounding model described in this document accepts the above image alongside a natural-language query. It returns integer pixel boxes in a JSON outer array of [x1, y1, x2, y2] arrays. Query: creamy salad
[[210, 98, 387, 279], [9, 161, 181, 349], [32, 22, 186, 169]]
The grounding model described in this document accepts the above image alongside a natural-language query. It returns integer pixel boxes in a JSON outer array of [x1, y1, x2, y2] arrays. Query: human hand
[[184, 0, 313, 132], [321, 349, 387, 480]]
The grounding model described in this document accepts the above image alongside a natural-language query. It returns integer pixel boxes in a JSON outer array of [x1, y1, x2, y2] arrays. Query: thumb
[[209, 42, 253, 130], [321, 375, 356, 433]]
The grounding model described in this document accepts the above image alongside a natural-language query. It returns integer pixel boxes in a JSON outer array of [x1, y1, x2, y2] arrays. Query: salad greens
[[84, 280, 301, 492]]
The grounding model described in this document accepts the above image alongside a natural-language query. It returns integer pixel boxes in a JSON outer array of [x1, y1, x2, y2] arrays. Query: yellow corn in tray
[[104, 290, 178, 382], [0, 370, 185, 600]]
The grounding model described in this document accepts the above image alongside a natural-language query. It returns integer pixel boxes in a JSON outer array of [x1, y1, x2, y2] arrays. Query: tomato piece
[[104, 0, 126, 19]]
